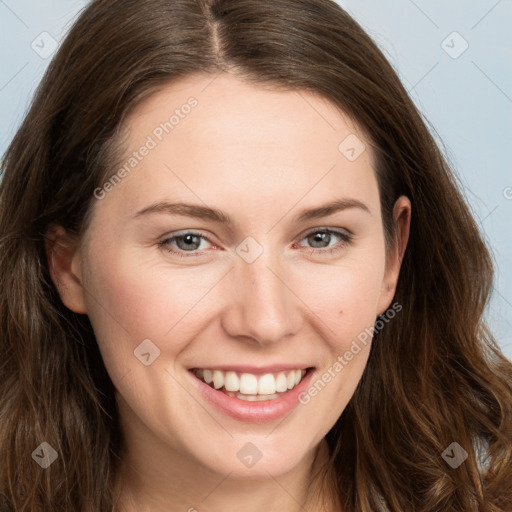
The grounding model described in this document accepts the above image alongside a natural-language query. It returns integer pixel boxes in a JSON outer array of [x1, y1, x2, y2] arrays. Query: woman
[[0, 0, 511, 510]]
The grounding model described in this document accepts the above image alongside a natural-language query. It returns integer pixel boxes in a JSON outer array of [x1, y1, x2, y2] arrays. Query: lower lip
[[187, 369, 315, 423]]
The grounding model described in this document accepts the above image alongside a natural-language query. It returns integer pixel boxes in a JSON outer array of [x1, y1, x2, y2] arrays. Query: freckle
[[339, 309, 343, 315]]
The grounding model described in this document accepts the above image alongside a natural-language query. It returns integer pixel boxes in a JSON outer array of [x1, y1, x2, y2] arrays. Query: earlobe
[[45, 224, 88, 314]]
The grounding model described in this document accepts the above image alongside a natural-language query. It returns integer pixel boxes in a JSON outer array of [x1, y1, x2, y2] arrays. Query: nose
[[220, 249, 303, 346]]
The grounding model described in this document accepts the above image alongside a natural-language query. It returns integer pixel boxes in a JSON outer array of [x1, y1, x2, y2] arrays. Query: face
[[47, 73, 410, 481]]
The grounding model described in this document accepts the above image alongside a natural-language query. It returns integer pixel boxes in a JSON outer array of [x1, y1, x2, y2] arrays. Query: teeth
[[231, 391, 281, 401], [286, 371, 295, 389], [212, 370, 224, 389], [194, 368, 308, 396], [224, 371, 239, 392], [240, 373, 258, 394], [275, 372, 288, 392], [258, 374, 276, 395]]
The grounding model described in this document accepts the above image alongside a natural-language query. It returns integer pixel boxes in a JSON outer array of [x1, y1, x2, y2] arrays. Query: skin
[[46, 72, 411, 512]]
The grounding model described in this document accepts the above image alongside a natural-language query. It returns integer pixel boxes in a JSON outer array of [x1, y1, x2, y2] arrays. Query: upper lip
[[189, 365, 313, 375]]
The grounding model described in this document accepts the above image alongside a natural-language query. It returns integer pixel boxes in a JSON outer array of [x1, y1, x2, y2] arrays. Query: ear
[[45, 224, 88, 314], [377, 195, 411, 316]]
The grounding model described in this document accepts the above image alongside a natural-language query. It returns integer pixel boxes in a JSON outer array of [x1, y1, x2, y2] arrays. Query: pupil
[[310, 232, 329, 248], [178, 234, 200, 250]]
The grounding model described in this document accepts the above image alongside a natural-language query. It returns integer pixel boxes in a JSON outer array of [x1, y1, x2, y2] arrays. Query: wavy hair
[[1, 0, 511, 510]]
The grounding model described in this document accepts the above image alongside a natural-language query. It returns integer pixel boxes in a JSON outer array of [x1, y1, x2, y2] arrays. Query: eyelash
[[158, 228, 353, 258]]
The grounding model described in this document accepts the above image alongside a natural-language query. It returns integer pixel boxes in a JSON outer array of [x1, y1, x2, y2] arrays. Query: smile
[[188, 365, 315, 422], [192, 368, 307, 401]]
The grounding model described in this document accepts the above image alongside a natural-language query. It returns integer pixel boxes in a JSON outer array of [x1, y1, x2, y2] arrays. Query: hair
[[1, 0, 511, 510]]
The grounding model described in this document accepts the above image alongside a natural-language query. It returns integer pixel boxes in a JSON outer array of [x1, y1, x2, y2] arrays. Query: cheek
[[296, 268, 379, 437], [81, 244, 223, 365], [80, 243, 165, 377], [293, 250, 386, 338]]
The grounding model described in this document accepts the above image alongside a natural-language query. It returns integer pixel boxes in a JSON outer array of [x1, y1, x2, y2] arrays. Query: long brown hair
[[1, 0, 511, 510]]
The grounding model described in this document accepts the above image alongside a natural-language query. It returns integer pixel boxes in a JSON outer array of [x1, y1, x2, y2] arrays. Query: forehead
[[126, 72, 368, 152], [94, 72, 379, 227]]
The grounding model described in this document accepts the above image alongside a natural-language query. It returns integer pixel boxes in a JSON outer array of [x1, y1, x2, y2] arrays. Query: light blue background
[[1, 1, 510, 359]]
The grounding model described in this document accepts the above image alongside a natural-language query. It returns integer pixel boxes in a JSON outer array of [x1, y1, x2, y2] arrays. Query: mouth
[[190, 367, 310, 402]]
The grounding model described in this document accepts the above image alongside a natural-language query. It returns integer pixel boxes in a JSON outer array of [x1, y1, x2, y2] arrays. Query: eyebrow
[[132, 198, 370, 225]]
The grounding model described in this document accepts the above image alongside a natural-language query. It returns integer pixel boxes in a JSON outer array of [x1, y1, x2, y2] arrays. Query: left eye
[[297, 228, 351, 251]]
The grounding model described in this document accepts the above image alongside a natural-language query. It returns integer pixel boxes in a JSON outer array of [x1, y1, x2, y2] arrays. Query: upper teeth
[[194, 368, 307, 395]]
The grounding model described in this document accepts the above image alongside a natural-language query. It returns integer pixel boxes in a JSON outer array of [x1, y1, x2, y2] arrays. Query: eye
[[158, 231, 214, 257], [158, 227, 353, 258], [295, 228, 353, 256]]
